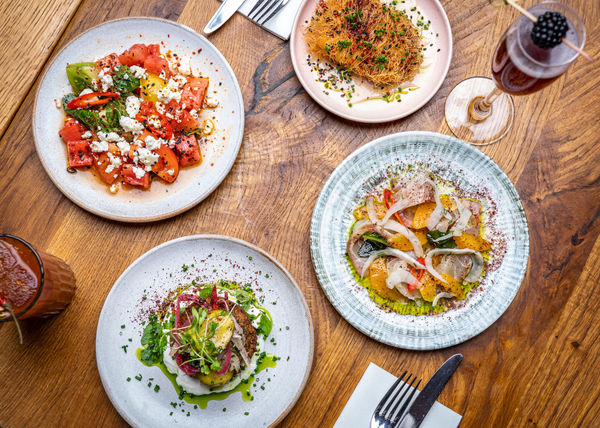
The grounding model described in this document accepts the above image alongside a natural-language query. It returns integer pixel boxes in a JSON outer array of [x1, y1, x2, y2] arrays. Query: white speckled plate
[[96, 235, 314, 427], [310, 132, 529, 350], [290, 0, 452, 123], [33, 18, 244, 222]]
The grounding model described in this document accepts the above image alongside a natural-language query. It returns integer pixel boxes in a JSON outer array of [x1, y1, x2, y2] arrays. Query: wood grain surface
[[0, 0, 81, 138], [0, 0, 599, 427]]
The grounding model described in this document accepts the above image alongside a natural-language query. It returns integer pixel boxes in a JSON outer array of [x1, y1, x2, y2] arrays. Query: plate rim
[[32, 17, 245, 223], [289, 0, 453, 123], [309, 131, 530, 349], [95, 234, 315, 427]]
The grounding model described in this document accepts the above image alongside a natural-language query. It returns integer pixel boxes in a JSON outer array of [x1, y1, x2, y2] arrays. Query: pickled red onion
[[216, 343, 232, 375]]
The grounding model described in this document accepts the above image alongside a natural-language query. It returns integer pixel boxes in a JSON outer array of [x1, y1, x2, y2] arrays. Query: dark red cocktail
[[0, 235, 76, 320]]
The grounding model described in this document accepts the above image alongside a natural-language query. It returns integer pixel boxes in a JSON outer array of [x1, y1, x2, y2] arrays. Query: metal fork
[[370, 371, 422, 428], [247, 0, 290, 26]]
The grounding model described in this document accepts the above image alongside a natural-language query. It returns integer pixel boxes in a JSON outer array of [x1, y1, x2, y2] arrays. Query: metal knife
[[396, 354, 463, 428], [203, 0, 248, 34]]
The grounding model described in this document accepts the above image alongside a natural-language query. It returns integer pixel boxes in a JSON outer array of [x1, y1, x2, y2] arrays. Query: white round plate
[[310, 131, 529, 350], [290, 0, 452, 123], [33, 18, 244, 222], [96, 235, 314, 427]]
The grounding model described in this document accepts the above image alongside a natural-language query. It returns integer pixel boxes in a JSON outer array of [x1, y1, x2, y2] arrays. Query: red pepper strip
[[383, 189, 405, 226], [409, 256, 427, 284], [407, 281, 418, 293], [66, 92, 120, 109]]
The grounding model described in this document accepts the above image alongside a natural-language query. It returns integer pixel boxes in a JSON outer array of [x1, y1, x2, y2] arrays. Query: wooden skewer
[[504, 0, 593, 62]]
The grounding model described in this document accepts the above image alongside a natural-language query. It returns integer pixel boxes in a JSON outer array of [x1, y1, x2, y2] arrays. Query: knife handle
[[396, 414, 417, 428]]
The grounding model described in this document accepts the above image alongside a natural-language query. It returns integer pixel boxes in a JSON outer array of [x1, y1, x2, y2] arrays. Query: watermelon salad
[[58, 43, 218, 192]]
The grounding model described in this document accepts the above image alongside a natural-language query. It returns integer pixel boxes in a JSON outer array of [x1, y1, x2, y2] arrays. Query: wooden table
[[1, 0, 599, 426]]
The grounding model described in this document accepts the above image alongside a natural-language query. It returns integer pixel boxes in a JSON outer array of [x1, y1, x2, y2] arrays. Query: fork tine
[[391, 378, 422, 424], [248, 0, 266, 18], [256, 0, 283, 25], [254, 0, 278, 22], [249, 0, 276, 20], [257, 0, 288, 25], [374, 370, 407, 416], [382, 373, 414, 418]]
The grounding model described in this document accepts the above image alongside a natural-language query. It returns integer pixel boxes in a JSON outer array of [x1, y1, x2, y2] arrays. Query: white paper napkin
[[334, 363, 462, 428], [217, 0, 304, 40]]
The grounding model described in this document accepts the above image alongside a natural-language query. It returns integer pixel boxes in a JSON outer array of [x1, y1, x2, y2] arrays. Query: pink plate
[[290, 0, 453, 123]]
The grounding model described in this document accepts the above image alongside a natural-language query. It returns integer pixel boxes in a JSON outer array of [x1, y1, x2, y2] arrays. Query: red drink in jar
[[0, 235, 76, 320]]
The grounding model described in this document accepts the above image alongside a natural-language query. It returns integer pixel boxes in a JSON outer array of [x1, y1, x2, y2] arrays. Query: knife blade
[[203, 0, 248, 34], [396, 354, 463, 428]]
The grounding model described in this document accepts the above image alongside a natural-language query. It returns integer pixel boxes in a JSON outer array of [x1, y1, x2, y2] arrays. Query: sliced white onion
[[430, 232, 454, 243], [386, 268, 419, 290], [425, 248, 484, 285], [379, 198, 411, 226], [424, 178, 444, 230], [382, 220, 424, 257], [350, 220, 371, 239], [366, 196, 378, 224], [464, 252, 484, 282], [386, 263, 420, 300], [432, 292, 454, 307], [452, 197, 472, 236], [392, 281, 420, 301], [360, 248, 426, 278]]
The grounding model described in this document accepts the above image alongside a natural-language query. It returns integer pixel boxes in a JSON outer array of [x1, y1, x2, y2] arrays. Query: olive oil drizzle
[[136, 348, 278, 409]]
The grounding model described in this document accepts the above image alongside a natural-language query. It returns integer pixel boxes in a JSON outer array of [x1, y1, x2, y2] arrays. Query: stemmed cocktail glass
[[444, 1, 586, 146]]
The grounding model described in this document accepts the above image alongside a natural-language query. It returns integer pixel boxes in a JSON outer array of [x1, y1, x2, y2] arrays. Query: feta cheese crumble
[[144, 135, 163, 150], [135, 147, 160, 171], [154, 101, 166, 115], [80, 88, 94, 96], [81, 131, 92, 139], [98, 68, 114, 92], [132, 166, 147, 179], [125, 96, 141, 117], [157, 79, 182, 103], [129, 65, 147, 79], [105, 152, 122, 173], [146, 116, 162, 129], [178, 57, 192, 76], [116, 139, 131, 154], [171, 74, 187, 88], [120, 116, 144, 135], [98, 131, 130, 154], [202, 119, 215, 136], [97, 131, 120, 142], [204, 97, 219, 109], [90, 140, 109, 153]]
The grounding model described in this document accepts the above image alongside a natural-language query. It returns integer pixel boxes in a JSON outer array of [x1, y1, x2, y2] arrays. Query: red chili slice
[[409, 257, 427, 285], [66, 92, 120, 109]]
